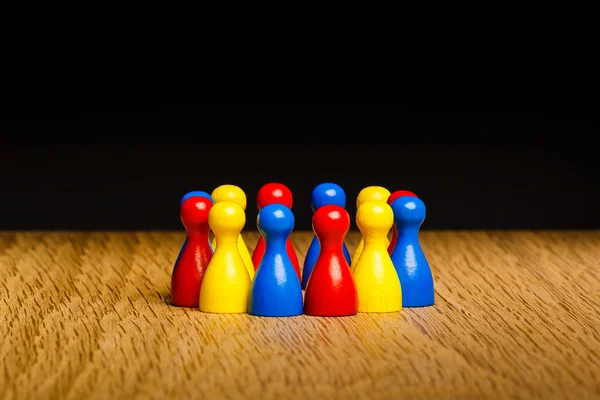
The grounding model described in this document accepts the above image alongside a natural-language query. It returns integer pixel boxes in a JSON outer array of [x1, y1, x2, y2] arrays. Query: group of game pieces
[[170, 182, 434, 317]]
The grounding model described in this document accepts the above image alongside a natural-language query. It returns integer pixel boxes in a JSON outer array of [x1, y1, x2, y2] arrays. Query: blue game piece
[[180, 191, 213, 205], [302, 183, 352, 289], [248, 204, 304, 317], [389, 196, 434, 307], [174, 191, 215, 271], [310, 182, 347, 210]]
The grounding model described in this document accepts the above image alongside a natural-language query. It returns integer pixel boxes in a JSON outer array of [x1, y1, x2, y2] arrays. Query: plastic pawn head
[[211, 185, 247, 210], [312, 204, 350, 243], [311, 182, 346, 211], [356, 200, 394, 240], [180, 196, 212, 234], [208, 201, 246, 240], [257, 204, 294, 239], [390, 196, 426, 227], [356, 186, 391, 208], [387, 190, 417, 205], [180, 191, 214, 205], [257, 183, 293, 210]]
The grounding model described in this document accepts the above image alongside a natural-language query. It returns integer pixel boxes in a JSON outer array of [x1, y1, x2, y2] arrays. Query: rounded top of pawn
[[391, 196, 426, 225], [257, 203, 294, 238], [387, 190, 417, 205], [208, 201, 246, 237], [357, 186, 391, 208], [311, 182, 346, 210], [257, 182, 293, 210], [211, 184, 247, 210], [180, 190, 214, 205], [313, 204, 350, 241], [180, 196, 212, 231], [356, 200, 394, 239]]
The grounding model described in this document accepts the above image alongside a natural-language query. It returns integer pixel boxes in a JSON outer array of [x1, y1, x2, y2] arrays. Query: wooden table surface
[[1, 231, 599, 400]]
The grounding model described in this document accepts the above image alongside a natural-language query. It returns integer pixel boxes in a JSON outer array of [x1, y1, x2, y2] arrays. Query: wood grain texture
[[1, 231, 599, 400]]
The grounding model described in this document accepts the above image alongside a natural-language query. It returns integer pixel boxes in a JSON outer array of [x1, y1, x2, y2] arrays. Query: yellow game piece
[[350, 186, 391, 271], [210, 184, 255, 280], [352, 200, 402, 313], [199, 201, 251, 313], [350, 240, 364, 271], [212, 184, 248, 209]]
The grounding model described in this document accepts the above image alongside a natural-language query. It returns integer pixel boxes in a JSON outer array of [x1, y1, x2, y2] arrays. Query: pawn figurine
[[248, 204, 304, 317], [174, 191, 214, 266], [350, 186, 391, 271], [210, 184, 255, 280], [352, 200, 402, 313], [304, 205, 358, 317], [386, 190, 417, 254], [302, 182, 352, 289], [390, 196, 434, 307], [251, 183, 301, 282], [180, 191, 214, 205], [199, 201, 252, 313], [171, 195, 213, 307]]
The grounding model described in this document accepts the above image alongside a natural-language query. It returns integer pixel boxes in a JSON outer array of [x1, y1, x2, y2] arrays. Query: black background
[[1, 88, 598, 231]]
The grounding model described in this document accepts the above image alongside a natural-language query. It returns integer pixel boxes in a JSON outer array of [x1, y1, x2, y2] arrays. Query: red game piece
[[387, 190, 418, 254], [251, 183, 301, 282], [303, 204, 358, 316], [171, 196, 213, 307]]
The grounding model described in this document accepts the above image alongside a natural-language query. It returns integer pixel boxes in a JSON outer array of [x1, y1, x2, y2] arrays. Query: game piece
[[350, 186, 391, 271], [311, 183, 352, 265], [390, 196, 434, 307], [210, 184, 255, 280], [251, 183, 301, 282], [199, 201, 251, 313], [173, 191, 214, 273], [248, 204, 303, 317], [352, 200, 402, 313], [386, 190, 418, 254], [303, 205, 358, 317], [180, 191, 214, 205], [302, 182, 352, 289], [171, 196, 213, 307]]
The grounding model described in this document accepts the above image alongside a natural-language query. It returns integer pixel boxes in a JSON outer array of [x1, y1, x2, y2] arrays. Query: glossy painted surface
[[350, 186, 391, 271], [256, 182, 293, 209], [304, 205, 358, 317], [310, 182, 346, 210], [210, 184, 254, 280], [171, 196, 213, 307], [199, 202, 251, 313], [304, 237, 352, 289], [180, 190, 214, 205], [251, 183, 301, 281], [356, 185, 391, 206], [352, 200, 402, 313], [386, 190, 418, 254], [302, 183, 352, 289], [252, 238, 300, 279], [390, 196, 434, 307], [248, 204, 303, 317], [251, 238, 265, 270], [211, 184, 247, 209], [174, 191, 214, 269]]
